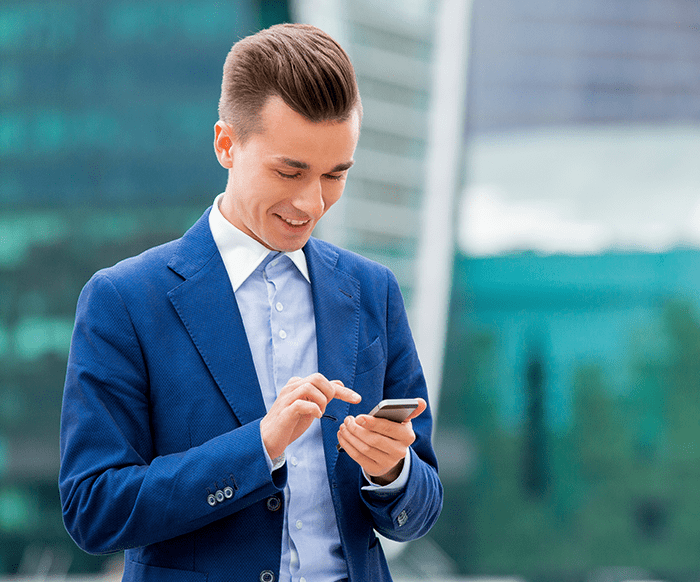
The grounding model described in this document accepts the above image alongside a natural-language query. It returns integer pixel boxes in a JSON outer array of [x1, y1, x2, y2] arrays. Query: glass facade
[[0, 1, 290, 575]]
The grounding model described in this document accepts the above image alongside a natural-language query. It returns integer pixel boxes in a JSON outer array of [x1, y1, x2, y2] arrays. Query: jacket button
[[266, 496, 281, 512], [207, 494, 217, 507], [215, 490, 225, 503], [223, 486, 234, 499], [260, 570, 275, 582]]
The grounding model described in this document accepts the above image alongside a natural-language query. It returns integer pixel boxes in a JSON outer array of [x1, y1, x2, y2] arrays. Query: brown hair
[[218, 23, 362, 143]]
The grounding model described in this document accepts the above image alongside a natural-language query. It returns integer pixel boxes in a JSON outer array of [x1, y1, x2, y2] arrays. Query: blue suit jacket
[[59, 208, 442, 582]]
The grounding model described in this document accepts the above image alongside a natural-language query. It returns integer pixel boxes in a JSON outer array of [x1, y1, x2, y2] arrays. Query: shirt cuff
[[361, 450, 411, 491], [261, 433, 286, 473]]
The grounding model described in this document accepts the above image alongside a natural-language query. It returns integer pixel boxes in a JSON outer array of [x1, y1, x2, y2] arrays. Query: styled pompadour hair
[[218, 23, 362, 143]]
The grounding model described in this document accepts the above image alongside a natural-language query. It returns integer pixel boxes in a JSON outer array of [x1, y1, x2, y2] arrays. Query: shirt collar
[[208, 193, 310, 291]]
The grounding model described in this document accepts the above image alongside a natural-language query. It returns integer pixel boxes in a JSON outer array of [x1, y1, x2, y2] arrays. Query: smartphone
[[336, 398, 420, 452], [368, 398, 419, 423]]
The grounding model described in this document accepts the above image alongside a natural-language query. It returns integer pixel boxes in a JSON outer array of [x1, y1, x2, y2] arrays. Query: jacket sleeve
[[59, 273, 286, 555], [359, 270, 443, 541]]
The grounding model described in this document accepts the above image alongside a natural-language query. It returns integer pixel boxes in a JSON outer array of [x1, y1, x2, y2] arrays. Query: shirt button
[[290, 457, 298, 466], [223, 486, 234, 499], [260, 570, 275, 582], [300, 578, 306, 582], [276, 302, 283, 311], [207, 494, 217, 507], [215, 490, 225, 503], [295, 520, 303, 530], [279, 330, 287, 339]]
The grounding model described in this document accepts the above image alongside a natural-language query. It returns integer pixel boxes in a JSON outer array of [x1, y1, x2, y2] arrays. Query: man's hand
[[260, 373, 361, 460], [337, 398, 427, 485]]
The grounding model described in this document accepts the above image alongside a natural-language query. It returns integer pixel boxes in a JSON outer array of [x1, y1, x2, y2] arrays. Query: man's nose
[[293, 179, 325, 218]]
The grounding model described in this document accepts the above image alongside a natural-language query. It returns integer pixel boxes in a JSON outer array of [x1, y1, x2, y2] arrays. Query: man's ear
[[214, 121, 235, 169]]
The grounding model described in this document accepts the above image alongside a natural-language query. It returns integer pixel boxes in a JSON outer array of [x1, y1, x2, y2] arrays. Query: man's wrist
[[362, 450, 411, 491], [370, 458, 404, 486]]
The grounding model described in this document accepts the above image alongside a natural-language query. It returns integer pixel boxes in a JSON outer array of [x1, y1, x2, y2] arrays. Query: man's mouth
[[281, 217, 309, 227]]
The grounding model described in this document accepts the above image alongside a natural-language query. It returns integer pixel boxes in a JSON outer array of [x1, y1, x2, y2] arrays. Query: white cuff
[[361, 449, 411, 491], [262, 433, 286, 473]]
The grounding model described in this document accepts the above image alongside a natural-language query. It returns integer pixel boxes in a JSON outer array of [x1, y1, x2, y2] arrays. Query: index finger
[[330, 380, 362, 404]]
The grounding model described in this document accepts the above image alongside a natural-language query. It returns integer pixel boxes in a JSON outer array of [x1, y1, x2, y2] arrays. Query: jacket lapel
[[164, 218, 361, 462], [304, 238, 361, 472], [166, 208, 266, 426]]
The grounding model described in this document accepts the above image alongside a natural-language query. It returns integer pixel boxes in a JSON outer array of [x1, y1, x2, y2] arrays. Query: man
[[59, 23, 442, 582]]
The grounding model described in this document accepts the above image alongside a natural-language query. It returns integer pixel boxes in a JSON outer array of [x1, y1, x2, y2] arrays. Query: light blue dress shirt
[[208, 194, 409, 582]]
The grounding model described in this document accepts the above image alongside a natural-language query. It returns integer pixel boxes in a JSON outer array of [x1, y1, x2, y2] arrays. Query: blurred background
[[1, 0, 700, 580]]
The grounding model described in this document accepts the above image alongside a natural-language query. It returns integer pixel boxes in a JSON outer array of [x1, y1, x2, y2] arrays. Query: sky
[[459, 123, 700, 256]]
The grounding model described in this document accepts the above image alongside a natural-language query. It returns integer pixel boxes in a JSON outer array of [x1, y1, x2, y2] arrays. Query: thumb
[[403, 398, 427, 423]]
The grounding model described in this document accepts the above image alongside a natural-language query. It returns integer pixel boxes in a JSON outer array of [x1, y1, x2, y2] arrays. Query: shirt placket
[[264, 255, 344, 582], [264, 254, 286, 396]]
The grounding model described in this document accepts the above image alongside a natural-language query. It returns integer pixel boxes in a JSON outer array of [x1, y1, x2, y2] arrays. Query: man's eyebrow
[[277, 157, 309, 170], [275, 157, 355, 173], [330, 160, 355, 173]]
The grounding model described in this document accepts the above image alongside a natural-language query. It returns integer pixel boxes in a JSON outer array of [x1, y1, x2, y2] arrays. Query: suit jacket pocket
[[356, 336, 385, 375], [123, 560, 208, 582]]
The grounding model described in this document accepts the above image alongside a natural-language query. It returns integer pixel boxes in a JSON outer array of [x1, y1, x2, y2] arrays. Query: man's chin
[[266, 230, 313, 253], [248, 229, 308, 253], [275, 240, 309, 253]]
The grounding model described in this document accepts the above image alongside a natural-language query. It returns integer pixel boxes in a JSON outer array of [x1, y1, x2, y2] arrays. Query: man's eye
[[324, 174, 344, 182], [277, 171, 301, 179]]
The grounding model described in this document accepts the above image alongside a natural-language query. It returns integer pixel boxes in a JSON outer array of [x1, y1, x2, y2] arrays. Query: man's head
[[214, 24, 362, 253], [218, 23, 362, 144]]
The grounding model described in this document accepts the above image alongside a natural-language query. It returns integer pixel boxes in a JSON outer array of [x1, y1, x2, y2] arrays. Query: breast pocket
[[355, 336, 385, 376]]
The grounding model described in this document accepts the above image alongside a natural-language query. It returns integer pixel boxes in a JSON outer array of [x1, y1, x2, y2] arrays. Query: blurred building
[[294, 0, 434, 303], [467, 0, 700, 132], [431, 0, 700, 579], [0, 1, 292, 576], [435, 249, 700, 579]]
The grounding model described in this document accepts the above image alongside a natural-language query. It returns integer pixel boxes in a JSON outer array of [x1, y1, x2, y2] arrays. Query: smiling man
[[59, 24, 442, 582], [214, 95, 358, 254]]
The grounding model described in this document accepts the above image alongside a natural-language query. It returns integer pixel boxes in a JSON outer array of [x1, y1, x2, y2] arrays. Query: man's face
[[215, 96, 360, 252]]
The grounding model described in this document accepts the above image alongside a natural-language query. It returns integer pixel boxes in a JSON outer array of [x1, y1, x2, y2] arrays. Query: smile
[[282, 217, 309, 226]]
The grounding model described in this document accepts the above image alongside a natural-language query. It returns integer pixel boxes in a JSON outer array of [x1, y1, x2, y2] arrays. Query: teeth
[[284, 218, 308, 226]]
